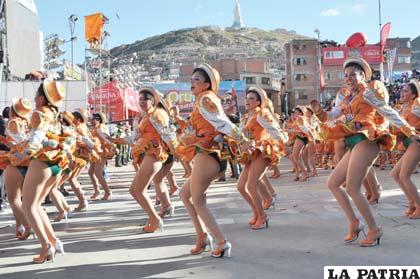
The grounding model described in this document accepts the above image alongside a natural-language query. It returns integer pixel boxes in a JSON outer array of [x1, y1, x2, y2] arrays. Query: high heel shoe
[[143, 219, 163, 233], [263, 197, 275, 210], [409, 207, 420, 219], [54, 239, 65, 256], [158, 205, 175, 218], [211, 240, 232, 258], [101, 191, 112, 201], [16, 224, 25, 238], [32, 244, 55, 264], [344, 219, 365, 243], [17, 227, 35, 241], [190, 233, 213, 255], [90, 191, 101, 200], [360, 228, 383, 247], [376, 184, 382, 197], [54, 211, 69, 223], [405, 205, 416, 217], [270, 173, 281, 179], [251, 215, 269, 230], [248, 214, 258, 226], [300, 173, 309, 182], [74, 200, 89, 212]]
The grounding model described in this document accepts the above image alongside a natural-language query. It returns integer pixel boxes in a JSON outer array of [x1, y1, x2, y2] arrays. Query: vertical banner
[[380, 22, 392, 61]]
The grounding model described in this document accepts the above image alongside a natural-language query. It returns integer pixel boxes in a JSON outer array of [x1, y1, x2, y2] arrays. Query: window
[[243, 76, 256, 84], [324, 50, 344, 59], [398, 40, 410, 48], [261, 77, 270, 85], [293, 57, 307, 65], [338, 71, 345, 80], [294, 74, 308, 81], [325, 71, 333, 81], [294, 90, 307, 100], [293, 44, 307, 50], [397, 56, 410, 64]]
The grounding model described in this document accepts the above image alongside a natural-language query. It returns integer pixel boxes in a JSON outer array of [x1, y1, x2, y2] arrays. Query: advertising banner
[[323, 45, 382, 66], [153, 80, 246, 115]]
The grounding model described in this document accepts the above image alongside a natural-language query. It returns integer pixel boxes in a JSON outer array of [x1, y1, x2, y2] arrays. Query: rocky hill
[[109, 26, 309, 68], [411, 35, 420, 69]]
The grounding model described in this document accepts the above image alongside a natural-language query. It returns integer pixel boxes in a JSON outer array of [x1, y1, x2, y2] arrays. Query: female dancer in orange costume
[[2, 98, 32, 239], [177, 64, 248, 258], [289, 106, 314, 181], [311, 57, 420, 247], [172, 106, 193, 178], [304, 106, 319, 176], [391, 79, 420, 218], [129, 87, 178, 232], [236, 87, 288, 229], [130, 111, 143, 171], [49, 111, 76, 222], [70, 108, 98, 211], [89, 112, 114, 200], [21, 80, 69, 263]]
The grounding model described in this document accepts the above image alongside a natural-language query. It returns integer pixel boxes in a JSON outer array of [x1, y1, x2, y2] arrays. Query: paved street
[[0, 160, 419, 279]]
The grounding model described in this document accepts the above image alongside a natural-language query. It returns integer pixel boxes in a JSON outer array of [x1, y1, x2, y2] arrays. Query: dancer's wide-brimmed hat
[[248, 86, 268, 109], [12, 98, 31, 118], [43, 79, 65, 107], [139, 86, 162, 105], [194, 63, 221, 93], [343, 57, 372, 81]]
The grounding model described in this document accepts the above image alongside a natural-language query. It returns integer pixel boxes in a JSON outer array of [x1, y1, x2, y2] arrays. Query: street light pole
[[68, 14, 78, 72], [314, 28, 321, 102], [378, 0, 384, 81]]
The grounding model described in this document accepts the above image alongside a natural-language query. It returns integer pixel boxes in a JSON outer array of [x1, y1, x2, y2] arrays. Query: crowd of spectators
[[387, 69, 420, 106]]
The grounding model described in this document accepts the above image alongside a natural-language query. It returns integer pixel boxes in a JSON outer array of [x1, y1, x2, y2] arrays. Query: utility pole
[[314, 28, 321, 102], [378, 0, 384, 81], [69, 14, 78, 72]]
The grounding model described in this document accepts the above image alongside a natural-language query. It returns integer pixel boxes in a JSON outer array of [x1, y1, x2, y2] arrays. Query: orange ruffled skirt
[[132, 138, 169, 164], [320, 122, 395, 151], [237, 139, 282, 166]]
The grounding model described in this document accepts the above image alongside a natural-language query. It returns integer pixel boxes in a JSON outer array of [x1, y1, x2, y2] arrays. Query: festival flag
[[85, 13, 107, 47], [380, 22, 391, 60], [231, 80, 236, 97]]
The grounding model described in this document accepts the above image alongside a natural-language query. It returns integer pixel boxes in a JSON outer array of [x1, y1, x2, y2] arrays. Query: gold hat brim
[[248, 86, 268, 109], [343, 57, 372, 81], [12, 98, 31, 118], [139, 86, 162, 105], [195, 63, 220, 93]]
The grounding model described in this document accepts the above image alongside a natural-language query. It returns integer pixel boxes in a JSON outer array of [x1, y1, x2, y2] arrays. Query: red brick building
[[285, 37, 412, 109]]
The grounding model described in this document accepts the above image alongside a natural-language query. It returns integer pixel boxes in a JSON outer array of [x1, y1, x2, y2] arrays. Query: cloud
[[217, 11, 224, 17], [321, 8, 340, 17], [195, 5, 203, 11], [352, 3, 367, 14]]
